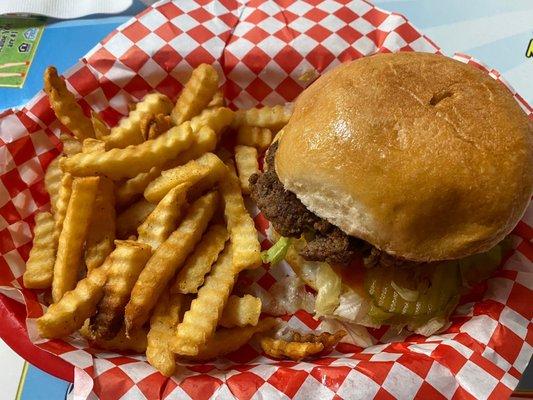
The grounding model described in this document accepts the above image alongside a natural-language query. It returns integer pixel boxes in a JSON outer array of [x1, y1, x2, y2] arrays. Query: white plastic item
[[0, 0, 134, 19]]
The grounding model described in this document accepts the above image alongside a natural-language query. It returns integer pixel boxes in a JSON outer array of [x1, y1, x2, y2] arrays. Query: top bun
[[275, 52, 533, 261]]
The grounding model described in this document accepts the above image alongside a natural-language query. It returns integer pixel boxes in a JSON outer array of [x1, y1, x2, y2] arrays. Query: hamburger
[[249, 52, 533, 335]]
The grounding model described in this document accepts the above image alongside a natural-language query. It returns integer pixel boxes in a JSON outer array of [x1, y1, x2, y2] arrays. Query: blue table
[[1, 0, 531, 398]]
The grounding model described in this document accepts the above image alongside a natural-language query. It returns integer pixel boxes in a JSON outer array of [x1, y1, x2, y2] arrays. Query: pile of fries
[[22, 64, 342, 376]]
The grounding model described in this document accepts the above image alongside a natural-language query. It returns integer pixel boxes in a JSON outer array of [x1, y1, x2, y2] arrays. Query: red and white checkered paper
[[0, 1, 532, 399]]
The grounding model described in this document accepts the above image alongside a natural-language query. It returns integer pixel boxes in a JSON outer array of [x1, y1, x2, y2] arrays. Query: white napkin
[[0, 0, 134, 19]]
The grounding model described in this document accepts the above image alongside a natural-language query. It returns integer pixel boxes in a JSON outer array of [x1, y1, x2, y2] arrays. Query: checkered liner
[[0, 1, 531, 399]]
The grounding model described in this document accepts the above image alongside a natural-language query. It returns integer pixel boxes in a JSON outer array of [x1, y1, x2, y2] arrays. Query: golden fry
[[52, 177, 99, 302], [44, 66, 95, 140], [103, 93, 173, 149], [260, 330, 346, 361], [91, 111, 110, 139], [172, 243, 236, 356], [232, 105, 291, 131], [219, 295, 262, 328], [164, 126, 217, 170], [192, 318, 278, 361], [82, 138, 106, 153], [171, 64, 219, 125], [44, 157, 63, 213], [189, 107, 234, 135], [236, 126, 273, 151], [125, 191, 218, 334], [61, 122, 193, 180], [171, 224, 228, 294], [144, 152, 226, 203], [85, 177, 116, 271], [292, 330, 346, 351], [53, 173, 73, 241], [137, 184, 188, 251], [146, 291, 187, 376], [81, 321, 147, 353], [234, 145, 259, 195], [60, 133, 82, 156], [23, 212, 57, 289], [38, 266, 108, 338], [116, 199, 156, 239], [91, 240, 152, 340], [220, 163, 261, 272], [207, 90, 225, 108], [260, 337, 323, 361], [142, 113, 173, 141], [115, 167, 161, 207]]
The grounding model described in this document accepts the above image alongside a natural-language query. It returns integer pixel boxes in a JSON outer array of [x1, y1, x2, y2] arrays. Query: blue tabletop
[[2, 0, 531, 398]]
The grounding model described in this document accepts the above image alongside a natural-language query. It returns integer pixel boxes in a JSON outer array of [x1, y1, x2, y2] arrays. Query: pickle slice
[[364, 260, 461, 324]]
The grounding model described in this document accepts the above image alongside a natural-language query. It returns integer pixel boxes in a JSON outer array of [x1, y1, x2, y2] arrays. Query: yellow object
[[82, 138, 106, 153], [103, 93, 173, 149], [52, 176, 99, 302], [219, 295, 261, 328], [171, 64, 219, 125], [232, 105, 291, 131], [23, 212, 56, 289], [219, 163, 261, 272], [234, 145, 259, 194], [236, 126, 273, 151], [171, 224, 228, 294], [91, 240, 152, 340], [115, 167, 161, 207], [125, 191, 218, 333], [116, 199, 156, 239], [173, 243, 236, 356], [44, 157, 63, 213], [44, 66, 95, 140], [61, 122, 193, 180], [144, 152, 226, 203], [59, 133, 82, 156]]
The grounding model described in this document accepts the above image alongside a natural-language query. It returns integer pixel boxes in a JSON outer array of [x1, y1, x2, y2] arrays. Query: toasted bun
[[276, 52, 533, 261]]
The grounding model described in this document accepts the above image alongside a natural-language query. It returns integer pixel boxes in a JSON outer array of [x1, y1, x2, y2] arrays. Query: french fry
[[172, 243, 236, 356], [82, 138, 106, 153], [219, 163, 261, 272], [144, 152, 226, 203], [141, 113, 173, 141], [191, 318, 278, 361], [44, 157, 63, 213], [146, 291, 187, 376], [291, 330, 346, 351], [164, 126, 217, 170], [189, 107, 234, 135], [236, 126, 273, 151], [61, 122, 193, 180], [23, 212, 57, 289], [80, 321, 147, 353], [171, 224, 228, 294], [207, 90, 224, 108], [137, 184, 188, 251], [125, 191, 218, 333], [38, 265, 108, 338], [234, 145, 259, 195], [232, 105, 291, 131], [52, 177, 100, 302], [115, 167, 161, 207], [260, 337, 323, 361], [91, 111, 110, 139], [103, 93, 173, 149], [219, 295, 262, 328], [53, 173, 73, 241], [91, 240, 152, 339], [171, 64, 219, 125], [260, 330, 346, 361], [44, 66, 95, 140], [116, 199, 156, 239], [60, 133, 82, 156], [85, 177, 116, 271]]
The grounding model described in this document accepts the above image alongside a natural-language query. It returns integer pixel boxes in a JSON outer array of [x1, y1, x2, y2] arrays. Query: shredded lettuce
[[314, 262, 342, 317], [261, 237, 291, 265]]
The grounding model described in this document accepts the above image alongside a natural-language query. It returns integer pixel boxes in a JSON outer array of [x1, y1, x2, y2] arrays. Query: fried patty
[[250, 142, 359, 265]]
